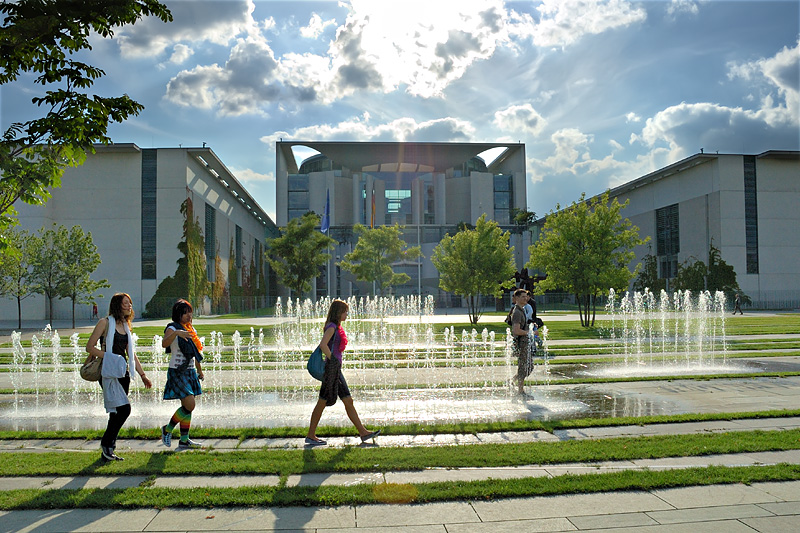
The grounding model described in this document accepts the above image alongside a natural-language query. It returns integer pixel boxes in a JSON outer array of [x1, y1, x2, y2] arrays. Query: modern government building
[[3, 141, 798, 322], [4, 144, 278, 321]]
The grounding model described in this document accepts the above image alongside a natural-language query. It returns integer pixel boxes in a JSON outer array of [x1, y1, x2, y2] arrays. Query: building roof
[[277, 141, 523, 174]]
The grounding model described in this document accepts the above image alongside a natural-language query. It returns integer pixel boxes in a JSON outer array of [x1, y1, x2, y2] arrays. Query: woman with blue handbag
[[305, 299, 381, 446]]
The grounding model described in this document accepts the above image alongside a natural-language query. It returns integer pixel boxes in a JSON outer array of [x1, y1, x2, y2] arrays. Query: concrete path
[[1, 417, 799, 532]]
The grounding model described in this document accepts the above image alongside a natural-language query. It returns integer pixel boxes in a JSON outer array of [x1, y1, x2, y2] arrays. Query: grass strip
[[0, 464, 798, 510], [1, 408, 798, 441], [0, 429, 798, 477]]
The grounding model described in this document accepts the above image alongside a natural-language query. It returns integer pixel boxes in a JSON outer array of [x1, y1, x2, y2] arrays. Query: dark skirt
[[163, 367, 202, 400], [319, 357, 351, 406]]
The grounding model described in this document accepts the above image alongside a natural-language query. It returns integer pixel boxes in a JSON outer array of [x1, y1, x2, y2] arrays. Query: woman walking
[[160, 299, 205, 450], [85, 293, 152, 461], [305, 299, 381, 446]]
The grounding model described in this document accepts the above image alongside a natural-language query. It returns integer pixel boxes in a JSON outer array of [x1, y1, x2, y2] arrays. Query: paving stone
[[0, 509, 158, 533], [646, 503, 773, 524], [0, 477, 59, 490], [651, 483, 781, 509], [314, 526, 447, 533], [575, 520, 760, 532], [567, 511, 657, 530], [355, 501, 480, 527], [285, 472, 384, 487], [147, 506, 356, 531], [152, 475, 280, 488], [446, 517, 577, 532], [385, 466, 550, 484], [752, 480, 800, 501], [757, 502, 800, 516], [739, 515, 800, 533], [471, 491, 674, 522], [49, 476, 148, 489]]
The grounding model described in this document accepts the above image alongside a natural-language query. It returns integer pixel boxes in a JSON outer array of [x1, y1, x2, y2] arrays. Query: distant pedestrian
[[91, 303, 98, 320], [160, 299, 205, 450], [305, 298, 381, 446], [85, 293, 152, 461], [511, 288, 532, 396], [733, 294, 743, 315]]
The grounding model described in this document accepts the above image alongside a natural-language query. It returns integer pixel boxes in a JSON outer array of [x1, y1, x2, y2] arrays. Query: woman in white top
[[85, 293, 151, 461]]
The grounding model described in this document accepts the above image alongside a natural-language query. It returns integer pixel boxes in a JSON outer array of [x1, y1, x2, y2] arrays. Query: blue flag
[[320, 189, 330, 233]]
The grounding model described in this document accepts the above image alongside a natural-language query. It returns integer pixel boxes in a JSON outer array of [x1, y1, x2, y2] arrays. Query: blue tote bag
[[307, 327, 337, 381]]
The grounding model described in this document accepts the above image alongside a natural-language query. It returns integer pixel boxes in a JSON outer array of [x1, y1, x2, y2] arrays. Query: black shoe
[[304, 436, 327, 446], [101, 446, 123, 461], [360, 429, 381, 443]]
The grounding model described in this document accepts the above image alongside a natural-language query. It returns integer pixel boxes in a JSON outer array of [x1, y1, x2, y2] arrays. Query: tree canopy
[[673, 241, 744, 298], [529, 191, 646, 327], [0, 228, 32, 328], [339, 223, 422, 296], [0, 0, 172, 246], [266, 213, 336, 297], [432, 214, 516, 324]]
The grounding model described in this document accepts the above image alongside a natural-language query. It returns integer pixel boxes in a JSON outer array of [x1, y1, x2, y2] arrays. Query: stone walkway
[[1, 417, 799, 532]]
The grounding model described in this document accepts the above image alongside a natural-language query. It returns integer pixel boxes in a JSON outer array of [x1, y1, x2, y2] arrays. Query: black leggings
[[101, 403, 131, 449], [100, 375, 131, 449]]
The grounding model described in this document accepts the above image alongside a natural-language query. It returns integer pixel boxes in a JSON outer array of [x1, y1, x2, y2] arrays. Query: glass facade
[[743, 155, 759, 274], [493, 174, 513, 224], [141, 149, 157, 279], [287, 174, 309, 221], [205, 202, 216, 281], [656, 203, 679, 280]]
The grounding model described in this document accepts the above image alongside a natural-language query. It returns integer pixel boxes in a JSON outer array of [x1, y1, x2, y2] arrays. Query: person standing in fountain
[[511, 288, 532, 397], [160, 299, 205, 450], [305, 299, 381, 446], [85, 293, 152, 461]]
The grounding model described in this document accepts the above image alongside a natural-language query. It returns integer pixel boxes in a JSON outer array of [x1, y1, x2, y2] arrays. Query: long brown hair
[[325, 299, 349, 327], [108, 293, 134, 327]]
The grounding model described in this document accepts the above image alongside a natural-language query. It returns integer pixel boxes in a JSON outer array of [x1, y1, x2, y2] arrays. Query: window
[[493, 174, 513, 224], [287, 174, 309, 221], [141, 149, 157, 279], [205, 203, 216, 281], [743, 156, 759, 274], [656, 204, 679, 279]]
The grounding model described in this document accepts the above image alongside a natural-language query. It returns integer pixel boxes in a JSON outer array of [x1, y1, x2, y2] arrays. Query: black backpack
[[504, 307, 514, 326]]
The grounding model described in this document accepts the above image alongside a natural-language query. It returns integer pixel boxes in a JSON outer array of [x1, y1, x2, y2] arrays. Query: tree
[[510, 207, 537, 233], [339, 223, 422, 296], [0, 228, 32, 328], [58, 225, 109, 328], [431, 214, 516, 324], [266, 213, 335, 297], [674, 241, 744, 298], [27, 224, 66, 321], [0, 0, 172, 247], [529, 192, 646, 327], [144, 198, 209, 318], [633, 246, 666, 293]]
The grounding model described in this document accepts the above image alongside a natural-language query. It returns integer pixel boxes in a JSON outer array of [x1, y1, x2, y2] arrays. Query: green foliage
[[57, 225, 109, 328], [431, 214, 515, 324], [0, 227, 32, 328], [529, 192, 646, 327], [674, 242, 744, 298], [0, 0, 172, 248], [339, 223, 422, 296], [510, 207, 537, 232], [25, 224, 106, 325], [266, 213, 335, 296], [633, 247, 666, 293], [144, 198, 208, 318]]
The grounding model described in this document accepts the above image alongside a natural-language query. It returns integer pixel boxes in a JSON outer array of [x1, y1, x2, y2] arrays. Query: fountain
[[0, 290, 762, 432]]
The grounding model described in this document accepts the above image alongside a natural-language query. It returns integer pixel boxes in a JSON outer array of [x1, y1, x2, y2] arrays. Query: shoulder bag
[[80, 316, 112, 381], [307, 326, 338, 381]]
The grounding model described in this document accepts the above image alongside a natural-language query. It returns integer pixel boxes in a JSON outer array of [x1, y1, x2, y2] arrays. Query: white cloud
[[531, 0, 647, 48], [625, 112, 641, 123], [231, 167, 274, 183], [300, 13, 336, 39], [116, 0, 260, 58], [168, 44, 194, 64], [666, 0, 700, 18], [261, 115, 476, 147], [728, 39, 800, 127], [493, 104, 547, 136]]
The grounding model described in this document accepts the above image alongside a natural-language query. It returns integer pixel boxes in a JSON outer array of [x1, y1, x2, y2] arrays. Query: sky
[[2, 0, 799, 223]]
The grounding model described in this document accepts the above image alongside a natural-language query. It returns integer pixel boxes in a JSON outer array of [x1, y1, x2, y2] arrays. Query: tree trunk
[[16, 296, 22, 329], [71, 297, 76, 329], [576, 293, 584, 327], [48, 293, 53, 325]]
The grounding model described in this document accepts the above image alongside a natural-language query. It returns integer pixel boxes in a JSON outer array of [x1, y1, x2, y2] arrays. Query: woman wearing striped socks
[[160, 299, 205, 450]]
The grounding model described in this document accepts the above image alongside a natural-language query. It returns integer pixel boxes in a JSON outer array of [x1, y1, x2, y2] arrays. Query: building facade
[[4, 144, 278, 321], [606, 150, 800, 308], [276, 141, 530, 302]]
